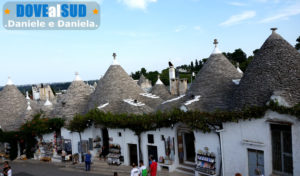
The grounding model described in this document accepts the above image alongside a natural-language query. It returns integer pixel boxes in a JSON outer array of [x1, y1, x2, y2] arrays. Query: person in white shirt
[[139, 160, 147, 176], [130, 163, 140, 176]]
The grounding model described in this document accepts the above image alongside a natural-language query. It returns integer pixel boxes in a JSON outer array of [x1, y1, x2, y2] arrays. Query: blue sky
[[0, 0, 300, 85]]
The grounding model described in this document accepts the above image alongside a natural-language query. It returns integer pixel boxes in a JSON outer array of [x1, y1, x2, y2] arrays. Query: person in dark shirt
[[3, 161, 12, 176]]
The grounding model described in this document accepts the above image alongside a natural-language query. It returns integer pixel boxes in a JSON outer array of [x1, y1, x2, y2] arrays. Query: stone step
[[176, 167, 195, 176]]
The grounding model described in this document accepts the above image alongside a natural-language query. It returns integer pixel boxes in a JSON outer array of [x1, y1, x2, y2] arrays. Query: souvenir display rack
[[107, 144, 122, 165], [93, 136, 101, 148], [195, 152, 216, 175]]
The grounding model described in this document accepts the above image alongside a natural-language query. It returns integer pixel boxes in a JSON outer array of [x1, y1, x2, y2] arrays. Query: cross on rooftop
[[113, 53, 117, 60], [213, 39, 218, 48], [75, 71, 79, 76]]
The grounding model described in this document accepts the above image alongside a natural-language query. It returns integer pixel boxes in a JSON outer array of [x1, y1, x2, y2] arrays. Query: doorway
[[184, 132, 195, 162], [177, 128, 196, 164], [148, 145, 158, 163], [102, 128, 109, 156], [128, 144, 138, 166]]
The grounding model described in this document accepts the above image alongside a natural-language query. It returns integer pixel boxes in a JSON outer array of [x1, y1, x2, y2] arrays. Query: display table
[[158, 163, 176, 172]]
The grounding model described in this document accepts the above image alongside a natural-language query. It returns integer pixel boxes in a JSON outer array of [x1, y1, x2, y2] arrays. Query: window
[[248, 149, 264, 176], [88, 138, 93, 150], [118, 132, 122, 137], [148, 134, 154, 144], [271, 124, 293, 175]]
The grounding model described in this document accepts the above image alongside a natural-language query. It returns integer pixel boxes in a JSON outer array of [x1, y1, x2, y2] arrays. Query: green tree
[[191, 61, 194, 71], [68, 114, 90, 162], [160, 68, 170, 85], [141, 68, 147, 75], [296, 36, 300, 50], [253, 49, 260, 55], [195, 59, 199, 70], [231, 49, 247, 63]]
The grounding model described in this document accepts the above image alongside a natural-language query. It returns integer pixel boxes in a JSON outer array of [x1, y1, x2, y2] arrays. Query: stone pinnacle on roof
[[236, 63, 243, 74], [74, 72, 82, 81], [212, 39, 222, 54], [112, 52, 119, 65], [44, 95, 53, 106], [26, 91, 30, 100], [271, 27, 277, 33], [155, 75, 163, 85], [6, 76, 13, 85], [26, 101, 32, 111]]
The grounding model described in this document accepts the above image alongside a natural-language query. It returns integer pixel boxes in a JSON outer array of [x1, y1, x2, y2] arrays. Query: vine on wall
[[68, 101, 300, 135]]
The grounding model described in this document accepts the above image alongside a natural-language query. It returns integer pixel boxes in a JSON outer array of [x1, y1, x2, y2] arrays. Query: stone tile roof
[[0, 84, 27, 131], [52, 75, 92, 122], [184, 51, 242, 112], [233, 29, 300, 109], [87, 61, 163, 114]]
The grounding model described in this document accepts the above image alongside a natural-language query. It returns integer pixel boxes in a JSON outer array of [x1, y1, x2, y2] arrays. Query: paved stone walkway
[[1, 160, 192, 176]]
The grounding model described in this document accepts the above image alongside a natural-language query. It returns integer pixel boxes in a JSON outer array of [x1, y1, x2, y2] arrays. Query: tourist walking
[[149, 156, 157, 176], [130, 163, 139, 176], [139, 160, 147, 176], [85, 151, 92, 171], [2, 161, 12, 176]]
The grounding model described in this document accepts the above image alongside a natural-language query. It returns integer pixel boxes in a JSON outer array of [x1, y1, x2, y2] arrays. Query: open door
[[128, 144, 138, 166], [184, 132, 195, 162], [102, 128, 109, 156], [148, 145, 158, 163]]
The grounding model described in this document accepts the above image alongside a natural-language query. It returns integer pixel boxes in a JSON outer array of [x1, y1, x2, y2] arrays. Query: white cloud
[[260, 2, 300, 23], [194, 26, 201, 31], [175, 25, 186, 32], [220, 11, 256, 26], [228, 2, 247, 6], [118, 0, 157, 9]]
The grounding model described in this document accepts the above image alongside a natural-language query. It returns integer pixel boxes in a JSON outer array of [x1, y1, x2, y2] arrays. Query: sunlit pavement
[[3, 160, 107, 176]]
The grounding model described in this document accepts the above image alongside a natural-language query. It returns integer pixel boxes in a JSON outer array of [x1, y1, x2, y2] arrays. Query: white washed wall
[[222, 110, 300, 176], [108, 128, 138, 166], [140, 127, 178, 170], [60, 125, 101, 160], [194, 131, 221, 175]]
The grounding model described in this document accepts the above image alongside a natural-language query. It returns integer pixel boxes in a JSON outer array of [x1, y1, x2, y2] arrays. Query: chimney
[[178, 78, 187, 95], [169, 62, 177, 95]]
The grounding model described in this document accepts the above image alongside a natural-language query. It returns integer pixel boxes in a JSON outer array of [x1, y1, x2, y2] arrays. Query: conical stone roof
[[52, 73, 92, 122], [87, 54, 162, 114], [233, 29, 300, 108], [137, 74, 147, 85], [182, 39, 242, 112], [151, 76, 172, 100], [0, 78, 27, 131]]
